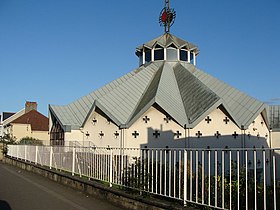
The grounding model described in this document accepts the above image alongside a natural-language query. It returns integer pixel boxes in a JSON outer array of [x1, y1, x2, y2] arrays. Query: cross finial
[[159, 0, 176, 33]]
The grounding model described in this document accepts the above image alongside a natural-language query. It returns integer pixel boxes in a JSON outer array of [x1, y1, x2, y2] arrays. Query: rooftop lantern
[[135, 0, 199, 66]]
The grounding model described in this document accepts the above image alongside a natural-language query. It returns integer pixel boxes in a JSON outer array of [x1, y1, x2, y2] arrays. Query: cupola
[[136, 0, 199, 67], [136, 33, 200, 66]]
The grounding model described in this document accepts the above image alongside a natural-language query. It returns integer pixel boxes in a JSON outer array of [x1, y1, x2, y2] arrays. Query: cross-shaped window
[[99, 131, 104, 138], [174, 131, 182, 138], [114, 131, 119, 138], [164, 115, 172, 123], [223, 117, 230, 124], [92, 118, 97, 125], [143, 116, 150, 123], [132, 131, 139, 138], [205, 116, 212, 124], [232, 131, 238, 139], [153, 130, 160, 138], [196, 131, 202, 138], [214, 131, 221, 138]]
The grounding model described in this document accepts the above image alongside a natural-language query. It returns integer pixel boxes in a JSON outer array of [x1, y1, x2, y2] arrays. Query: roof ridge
[[174, 63, 220, 124], [126, 62, 165, 125], [154, 62, 189, 127]]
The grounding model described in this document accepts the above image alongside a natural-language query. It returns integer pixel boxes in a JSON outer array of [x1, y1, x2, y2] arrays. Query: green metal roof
[[269, 105, 280, 131], [50, 60, 268, 131]]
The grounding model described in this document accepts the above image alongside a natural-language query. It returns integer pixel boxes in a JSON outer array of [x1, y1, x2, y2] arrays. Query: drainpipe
[[241, 125, 245, 165], [184, 124, 187, 148]]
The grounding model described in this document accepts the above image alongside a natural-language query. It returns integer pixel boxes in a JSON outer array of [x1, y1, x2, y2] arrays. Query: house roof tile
[[11, 110, 49, 131]]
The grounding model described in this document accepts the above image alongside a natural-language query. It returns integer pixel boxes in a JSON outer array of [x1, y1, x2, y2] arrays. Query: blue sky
[[0, 0, 279, 115]]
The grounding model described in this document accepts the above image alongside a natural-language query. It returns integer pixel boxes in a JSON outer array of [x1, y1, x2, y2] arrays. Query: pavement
[[0, 162, 125, 210]]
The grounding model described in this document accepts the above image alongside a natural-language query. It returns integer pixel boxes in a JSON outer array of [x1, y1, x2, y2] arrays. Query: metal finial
[[159, 0, 176, 33]]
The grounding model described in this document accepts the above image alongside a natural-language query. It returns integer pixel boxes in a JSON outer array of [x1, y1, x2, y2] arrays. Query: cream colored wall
[[65, 105, 270, 150], [191, 108, 241, 148], [48, 115, 53, 133], [82, 110, 120, 148], [64, 130, 84, 146], [246, 114, 270, 148], [190, 108, 270, 149], [9, 123, 49, 142], [271, 131, 280, 180], [32, 131, 49, 142], [127, 106, 185, 148], [10, 123, 32, 141], [271, 131, 280, 148]]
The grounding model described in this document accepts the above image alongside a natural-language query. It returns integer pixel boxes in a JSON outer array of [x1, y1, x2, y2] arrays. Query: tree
[[0, 134, 17, 155], [0, 134, 17, 144], [18, 137, 43, 145]]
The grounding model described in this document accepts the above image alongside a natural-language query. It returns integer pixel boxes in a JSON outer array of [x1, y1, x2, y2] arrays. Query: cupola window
[[137, 51, 143, 66], [136, 34, 199, 66], [190, 51, 194, 63], [166, 44, 178, 61], [145, 48, 151, 63], [154, 44, 164, 60], [180, 48, 188, 61]]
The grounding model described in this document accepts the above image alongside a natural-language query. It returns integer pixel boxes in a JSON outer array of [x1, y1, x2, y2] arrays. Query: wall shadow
[[140, 127, 270, 149]]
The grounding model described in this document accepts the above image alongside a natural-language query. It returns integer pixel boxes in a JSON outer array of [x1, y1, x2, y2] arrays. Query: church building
[[49, 2, 279, 150]]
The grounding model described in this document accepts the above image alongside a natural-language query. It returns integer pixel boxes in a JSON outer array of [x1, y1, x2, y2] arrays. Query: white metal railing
[[6, 145, 280, 209]]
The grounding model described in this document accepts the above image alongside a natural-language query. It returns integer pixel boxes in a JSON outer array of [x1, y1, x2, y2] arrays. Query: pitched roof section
[[96, 63, 160, 125], [174, 63, 220, 124], [269, 105, 280, 131], [11, 110, 49, 131], [50, 60, 266, 130], [180, 62, 267, 128], [136, 33, 199, 54], [153, 62, 188, 126], [49, 65, 150, 130]]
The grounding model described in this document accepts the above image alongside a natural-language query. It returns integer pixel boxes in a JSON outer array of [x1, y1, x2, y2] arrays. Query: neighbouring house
[[0, 112, 16, 137], [3, 102, 49, 143]]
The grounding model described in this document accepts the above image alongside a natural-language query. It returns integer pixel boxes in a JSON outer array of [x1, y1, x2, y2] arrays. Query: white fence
[[7, 145, 280, 210]]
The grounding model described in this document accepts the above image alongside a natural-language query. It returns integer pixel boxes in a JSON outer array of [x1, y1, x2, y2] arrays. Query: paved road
[[0, 162, 125, 210]]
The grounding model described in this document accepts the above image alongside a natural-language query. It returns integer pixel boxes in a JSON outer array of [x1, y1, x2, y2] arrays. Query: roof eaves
[[126, 98, 156, 128], [219, 101, 242, 128], [49, 105, 70, 132], [243, 103, 268, 128], [95, 101, 122, 126], [81, 100, 96, 128]]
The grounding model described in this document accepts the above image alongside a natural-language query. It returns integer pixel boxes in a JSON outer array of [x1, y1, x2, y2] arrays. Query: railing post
[[24, 145, 27, 162], [183, 149, 187, 206], [16, 145, 19, 159], [273, 152, 276, 210], [49, 146, 53, 169], [109, 148, 113, 187], [263, 150, 266, 210], [72, 147, 76, 176], [254, 150, 257, 210], [35, 145, 38, 165]]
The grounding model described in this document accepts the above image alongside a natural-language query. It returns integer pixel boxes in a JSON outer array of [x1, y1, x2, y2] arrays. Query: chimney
[[25, 101, 37, 113]]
